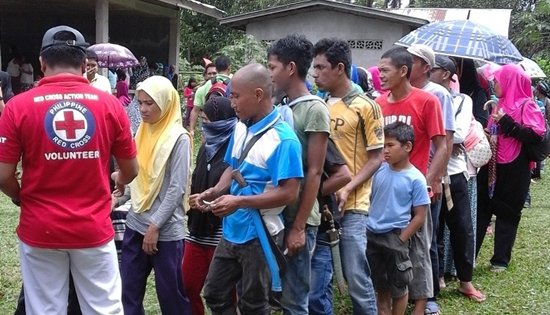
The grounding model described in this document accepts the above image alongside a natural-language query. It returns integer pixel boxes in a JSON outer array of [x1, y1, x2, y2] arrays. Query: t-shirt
[[377, 87, 445, 175], [328, 90, 384, 212], [6, 59, 20, 77], [20, 63, 34, 85], [89, 73, 112, 94], [223, 108, 303, 244], [0, 74, 136, 248], [424, 82, 455, 131], [193, 74, 231, 109], [366, 163, 430, 234], [284, 95, 331, 226]]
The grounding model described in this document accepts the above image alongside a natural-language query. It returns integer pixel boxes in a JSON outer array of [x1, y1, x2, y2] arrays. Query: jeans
[[281, 225, 317, 315], [308, 234, 333, 315], [340, 212, 377, 315], [429, 198, 441, 298]]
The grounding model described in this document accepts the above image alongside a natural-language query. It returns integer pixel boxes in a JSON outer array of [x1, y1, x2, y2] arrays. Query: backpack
[[455, 94, 492, 168], [206, 77, 230, 100]]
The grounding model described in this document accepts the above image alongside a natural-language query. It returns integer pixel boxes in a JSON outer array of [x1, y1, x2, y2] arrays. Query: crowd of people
[[0, 25, 548, 315]]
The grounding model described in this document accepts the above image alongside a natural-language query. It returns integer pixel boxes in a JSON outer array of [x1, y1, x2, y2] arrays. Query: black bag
[[521, 103, 550, 162], [524, 124, 550, 162]]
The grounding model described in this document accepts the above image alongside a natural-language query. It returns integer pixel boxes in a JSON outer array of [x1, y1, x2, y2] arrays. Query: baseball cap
[[407, 44, 435, 69], [40, 25, 89, 53], [434, 55, 456, 77]]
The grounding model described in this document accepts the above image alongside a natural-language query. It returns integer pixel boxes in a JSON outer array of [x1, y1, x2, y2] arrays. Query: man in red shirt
[[376, 46, 446, 315], [0, 25, 138, 315]]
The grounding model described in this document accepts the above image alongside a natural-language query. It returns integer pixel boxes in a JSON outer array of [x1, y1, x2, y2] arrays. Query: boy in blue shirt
[[366, 121, 430, 315]]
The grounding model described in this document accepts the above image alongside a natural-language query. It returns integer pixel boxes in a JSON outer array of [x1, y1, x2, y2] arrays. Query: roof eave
[[220, 0, 427, 29]]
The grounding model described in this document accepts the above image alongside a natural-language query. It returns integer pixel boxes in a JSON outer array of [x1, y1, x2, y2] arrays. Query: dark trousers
[[476, 152, 531, 267], [438, 174, 475, 282], [203, 238, 272, 315], [121, 228, 190, 315]]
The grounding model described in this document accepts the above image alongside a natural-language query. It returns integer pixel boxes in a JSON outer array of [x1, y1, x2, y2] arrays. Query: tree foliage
[[216, 34, 268, 70]]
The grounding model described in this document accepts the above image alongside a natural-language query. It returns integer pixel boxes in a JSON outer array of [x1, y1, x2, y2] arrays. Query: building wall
[[246, 9, 414, 68]]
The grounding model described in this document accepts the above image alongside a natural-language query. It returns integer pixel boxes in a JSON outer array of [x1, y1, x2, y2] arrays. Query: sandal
[[424, 301, 441, 315], [458, 288, 486, 302]]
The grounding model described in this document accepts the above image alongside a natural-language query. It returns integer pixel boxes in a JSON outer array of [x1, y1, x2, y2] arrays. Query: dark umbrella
[[88, 43, 139, 69]]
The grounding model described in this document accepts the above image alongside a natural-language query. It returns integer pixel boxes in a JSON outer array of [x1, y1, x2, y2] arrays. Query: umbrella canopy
[[88, 43, 139, 69], [396, 20, 523, 65], [519, 57, 546, 79]]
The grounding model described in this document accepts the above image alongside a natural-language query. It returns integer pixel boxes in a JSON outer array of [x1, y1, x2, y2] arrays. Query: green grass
[[1, 167, 549, 314]]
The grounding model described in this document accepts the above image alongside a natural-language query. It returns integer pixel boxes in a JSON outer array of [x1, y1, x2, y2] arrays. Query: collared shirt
[[0, 73, 136, 248], [327, 89, 384, 212], [223, 108, 303, 244], [89, 73, 112, 94]]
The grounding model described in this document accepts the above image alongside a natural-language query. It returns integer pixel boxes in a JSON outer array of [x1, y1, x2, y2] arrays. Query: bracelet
[[0, 96, 4, 101]]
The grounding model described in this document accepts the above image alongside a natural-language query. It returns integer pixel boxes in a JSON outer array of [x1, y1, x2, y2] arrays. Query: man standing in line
[[267, 34, 330, 314], [377, 46, 447, 315], [198, 63, 304, 315], [407, 44, 455, 314], [0, 25, 138, 315], [313, 38, 384, 315]]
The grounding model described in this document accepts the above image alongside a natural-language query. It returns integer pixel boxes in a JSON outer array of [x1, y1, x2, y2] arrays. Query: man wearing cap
[[376, 46, 446, 315], [85, 49, 112, 94], [0, 25, 138, 314], [429, 55, 486, 303], [407, 44, 457, 314]]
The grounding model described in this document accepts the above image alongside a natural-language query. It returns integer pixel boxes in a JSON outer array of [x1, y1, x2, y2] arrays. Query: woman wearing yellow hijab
[[120, 76, 192, 314]]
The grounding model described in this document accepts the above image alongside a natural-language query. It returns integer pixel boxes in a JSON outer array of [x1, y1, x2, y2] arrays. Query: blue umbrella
[[396, 20, 523, 65]]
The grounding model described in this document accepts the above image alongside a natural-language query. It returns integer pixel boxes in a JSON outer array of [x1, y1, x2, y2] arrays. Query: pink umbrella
[[88, 43, 139, 69]]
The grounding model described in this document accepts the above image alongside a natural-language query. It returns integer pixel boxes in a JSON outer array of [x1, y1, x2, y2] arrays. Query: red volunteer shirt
[[0, 74, 136, 248], [377, 87, 445, 175]]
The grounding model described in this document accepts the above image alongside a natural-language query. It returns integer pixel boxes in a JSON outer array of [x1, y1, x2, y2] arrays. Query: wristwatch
[[0, 96, 4, 101]]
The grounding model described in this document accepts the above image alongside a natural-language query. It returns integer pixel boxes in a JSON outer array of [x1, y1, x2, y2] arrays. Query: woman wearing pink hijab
[[475, 64, 546, 272]]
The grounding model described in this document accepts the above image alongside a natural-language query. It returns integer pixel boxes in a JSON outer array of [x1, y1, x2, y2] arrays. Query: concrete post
[[169, 14, 181, 72], [96, 0, 109, 76]]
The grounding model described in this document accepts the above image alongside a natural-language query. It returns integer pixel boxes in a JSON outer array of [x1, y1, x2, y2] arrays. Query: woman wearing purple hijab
[[475, 64, 546, 272]]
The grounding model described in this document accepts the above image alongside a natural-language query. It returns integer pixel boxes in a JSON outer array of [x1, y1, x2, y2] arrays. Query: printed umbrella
[[88, 43, 139, 69], [518, 57, 546, 79], [396, 20, 523, 65]]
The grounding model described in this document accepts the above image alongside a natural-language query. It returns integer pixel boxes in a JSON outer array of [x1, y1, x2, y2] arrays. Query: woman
[[183, 77, 197, 128], [184, 97, 237, 315], [119, 76, 191, 314], [476, 64, 546, 272], [116, 69, 131, 106]]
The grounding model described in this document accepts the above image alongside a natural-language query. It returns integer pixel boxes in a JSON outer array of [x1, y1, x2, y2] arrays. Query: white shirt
[[20, 63, 34, 84], [7, 59, 20, 77], [89, 73, 112, 94], [447, 93, 473, 178]]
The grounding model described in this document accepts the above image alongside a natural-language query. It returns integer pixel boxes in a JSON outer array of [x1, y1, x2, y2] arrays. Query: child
[[366, 121, 430, 315]]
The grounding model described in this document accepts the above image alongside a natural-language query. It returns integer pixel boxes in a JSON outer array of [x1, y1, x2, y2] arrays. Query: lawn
[[1, 169, 549, 314]]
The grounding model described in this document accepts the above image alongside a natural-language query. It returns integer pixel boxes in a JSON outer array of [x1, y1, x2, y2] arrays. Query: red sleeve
[[424, 94, 445, 139], [0, 104, 22, 163], [111, 103, 137, 159]]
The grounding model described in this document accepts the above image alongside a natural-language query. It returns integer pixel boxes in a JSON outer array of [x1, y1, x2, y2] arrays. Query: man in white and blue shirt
[[197, 64, 303, 315]]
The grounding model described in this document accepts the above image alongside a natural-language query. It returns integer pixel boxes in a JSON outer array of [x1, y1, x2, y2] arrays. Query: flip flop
[[458, 288, 486, 302]]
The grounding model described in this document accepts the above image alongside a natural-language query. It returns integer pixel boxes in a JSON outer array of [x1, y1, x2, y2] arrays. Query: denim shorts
[[367, 229, 413, 298]]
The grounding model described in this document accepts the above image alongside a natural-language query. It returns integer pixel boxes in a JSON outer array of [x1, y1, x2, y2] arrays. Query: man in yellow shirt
[[312, 38, 383, 315]]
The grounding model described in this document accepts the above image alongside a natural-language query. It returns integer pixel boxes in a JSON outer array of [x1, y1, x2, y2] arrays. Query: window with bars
[[347, 39, 383, 50]]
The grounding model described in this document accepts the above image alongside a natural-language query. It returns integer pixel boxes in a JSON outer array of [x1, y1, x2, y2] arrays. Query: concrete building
[[220, 0, 428, 68], [0, 0, 223, 71]]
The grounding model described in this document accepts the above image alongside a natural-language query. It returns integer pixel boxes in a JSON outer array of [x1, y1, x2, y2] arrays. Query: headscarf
[[491, 64, 546, 163], [130, 76, 189, 213], [367, 66, 383, 95], [116, 80, 131, 106], [201, 97, 237, 161]]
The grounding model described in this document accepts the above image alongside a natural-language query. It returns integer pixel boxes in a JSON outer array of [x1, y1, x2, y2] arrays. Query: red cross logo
[[54, 111, 86, 139]]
